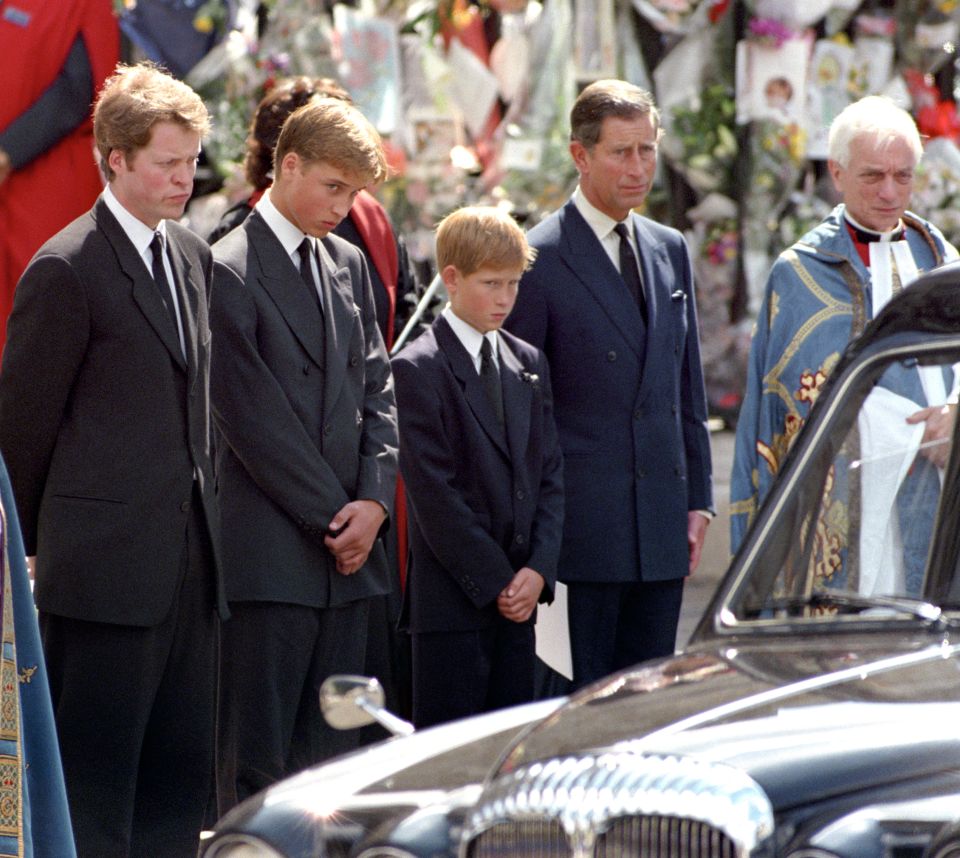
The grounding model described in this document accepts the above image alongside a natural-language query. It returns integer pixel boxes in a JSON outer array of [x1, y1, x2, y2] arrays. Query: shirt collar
[[103, 184, 166, 257], [256, 189, 314, 257], [442, 305, 498, 363], [572, 186, 623, 243], [844, 209, 905, 243]]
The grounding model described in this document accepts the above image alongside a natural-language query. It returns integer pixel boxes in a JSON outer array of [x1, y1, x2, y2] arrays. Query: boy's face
[[442, 265, 522, 333], [273, 154, 365, 238]]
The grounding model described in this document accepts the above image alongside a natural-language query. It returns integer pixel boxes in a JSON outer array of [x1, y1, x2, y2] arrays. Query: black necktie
[[480, 336, 505, 426], [297, 238, 323, 313], [614, 222, 647, 323], [149, 232, 182, 339]]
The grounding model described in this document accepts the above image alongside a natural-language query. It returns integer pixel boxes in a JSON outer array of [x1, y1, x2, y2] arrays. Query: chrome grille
[[462, 753, 772, 858], [597, 815, 737, 857], [468, 819, 568, 857]]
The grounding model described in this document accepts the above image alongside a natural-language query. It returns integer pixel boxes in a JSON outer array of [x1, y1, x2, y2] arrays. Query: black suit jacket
[[210, 211, 397, 607], [391, 316, 564, 633], [0, 196, 225, 625]]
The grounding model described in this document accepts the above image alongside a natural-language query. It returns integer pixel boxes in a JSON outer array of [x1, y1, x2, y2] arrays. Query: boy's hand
[[324, 500, 386, 575], [497, 566, 544, 623]]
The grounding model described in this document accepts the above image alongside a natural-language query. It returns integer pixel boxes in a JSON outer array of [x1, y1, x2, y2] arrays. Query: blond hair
[[274, 98, 387, 185], [436, 207, 536, 276], [94, 62, 210, 181]]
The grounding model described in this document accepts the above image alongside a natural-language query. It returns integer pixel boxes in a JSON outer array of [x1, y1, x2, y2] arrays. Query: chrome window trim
[[716, 334, 960, 636]]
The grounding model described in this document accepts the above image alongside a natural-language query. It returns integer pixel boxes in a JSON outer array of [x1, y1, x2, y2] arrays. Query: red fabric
[[348, 190, 398, 349], [0, 0, 119, 352]]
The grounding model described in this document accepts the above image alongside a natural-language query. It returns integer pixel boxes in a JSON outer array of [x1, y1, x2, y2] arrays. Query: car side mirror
[[319, 675, 415, 737]]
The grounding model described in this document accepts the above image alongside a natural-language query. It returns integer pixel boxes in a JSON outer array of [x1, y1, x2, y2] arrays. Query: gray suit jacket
[[0, 196, 225, 625], [210, 211, 397, 607]]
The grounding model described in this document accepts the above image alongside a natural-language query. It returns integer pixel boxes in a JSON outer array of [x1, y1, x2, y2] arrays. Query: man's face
[[109, 121, 200, 229], [571, 113, 659, 222], [443, 265, 522, 333], [273, 155, 365, 238], [828, 133, 916, 233]]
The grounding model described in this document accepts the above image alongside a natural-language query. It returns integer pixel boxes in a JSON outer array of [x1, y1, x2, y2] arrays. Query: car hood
[[497, 633, 960, 808]]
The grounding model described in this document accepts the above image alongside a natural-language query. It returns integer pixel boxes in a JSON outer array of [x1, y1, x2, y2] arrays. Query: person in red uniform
[[0, 0, 119, 352]]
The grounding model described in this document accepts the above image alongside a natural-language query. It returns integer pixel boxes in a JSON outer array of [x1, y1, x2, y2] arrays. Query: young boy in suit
[[391, 206, 564, 728]]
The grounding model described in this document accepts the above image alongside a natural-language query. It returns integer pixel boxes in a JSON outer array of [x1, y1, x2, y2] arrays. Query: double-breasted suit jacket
[[506, 200, 713, 585], [391, 316, 564, 633], [210, 211, 397, 607], [0, 196, 225, 625]]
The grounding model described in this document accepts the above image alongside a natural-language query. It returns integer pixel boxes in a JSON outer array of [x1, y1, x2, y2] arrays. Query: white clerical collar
[[103, 184, 166, 257], [845, 209, 905, 243], [442, 305, 499, 368], [256, 189, 316, 258], [572, 186, 621, 243]]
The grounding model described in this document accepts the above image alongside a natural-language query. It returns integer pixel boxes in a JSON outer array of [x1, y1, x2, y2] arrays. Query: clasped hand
[[324, 499, 386, 575]]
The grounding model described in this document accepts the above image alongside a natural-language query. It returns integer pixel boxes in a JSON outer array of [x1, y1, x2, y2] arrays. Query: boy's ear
[[440, 264, 460, 294]]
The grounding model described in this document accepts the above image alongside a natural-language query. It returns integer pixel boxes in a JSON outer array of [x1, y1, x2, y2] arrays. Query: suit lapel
[[247, 213, 326, 369], [558, 201, 645, 358], [95, 199, 187, 371], [166, 232, 200, 387], [632, 213, 673, 400], [317, 240, 354, 416], [434, 317, 510, 459], [499, 337, 532, 465]]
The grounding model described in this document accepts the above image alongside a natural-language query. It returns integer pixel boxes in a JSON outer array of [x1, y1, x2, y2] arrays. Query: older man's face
[[571, 113, 659, 222], [828, 133, 916, 233]]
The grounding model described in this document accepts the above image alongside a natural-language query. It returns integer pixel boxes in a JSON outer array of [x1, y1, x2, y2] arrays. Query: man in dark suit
[[392, 206, 563, 728], [505, 79, 714, 691], [0, 63, 225, 857], [210, 98, 397, 810]]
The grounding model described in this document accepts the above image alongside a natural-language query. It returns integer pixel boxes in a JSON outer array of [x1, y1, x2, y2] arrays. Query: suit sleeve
[[0, 256, 90, 552], [392, 355, 516, 608], [353, 254, 399, 514], [675, 237, 714, 513], [526, 351, 564, 602], [0, 35, 93, 170], [210, 260, 352, 534]]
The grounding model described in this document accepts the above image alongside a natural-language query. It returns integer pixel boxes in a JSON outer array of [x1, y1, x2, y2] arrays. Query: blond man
[[0, 63, 225, 857], [210, 98, 398, 809]]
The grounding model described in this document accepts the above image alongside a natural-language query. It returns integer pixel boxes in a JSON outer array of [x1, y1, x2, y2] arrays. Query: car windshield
[[727, 337, 960, 626]]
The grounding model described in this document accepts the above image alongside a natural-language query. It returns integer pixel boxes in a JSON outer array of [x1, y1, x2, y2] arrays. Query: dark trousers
[[40, 502, 218, 858], [216, 598, 370, 814], [411, 620, 535, 729], [566, 579, 684, 690]]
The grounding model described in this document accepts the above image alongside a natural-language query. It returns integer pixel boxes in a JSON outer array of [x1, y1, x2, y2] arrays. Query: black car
[[201, 265, 960, 858]]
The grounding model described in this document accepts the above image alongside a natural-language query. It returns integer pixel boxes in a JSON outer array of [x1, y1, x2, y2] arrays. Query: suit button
[[516, 489, 525, 500], [350, 355, 360, 367], [634, 409, 643, 420], [672, 404, 678, 415], [607, 351, 617, 362], [302, 365, 310, 375], [636, 468, 646, 479], [180, 500, 191, 512], [514, 534, 524, 546]]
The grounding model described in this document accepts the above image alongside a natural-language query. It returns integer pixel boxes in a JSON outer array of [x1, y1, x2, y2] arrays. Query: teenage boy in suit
[[0, 62, 224, 857], [210, 97, 398, 810], [391, 206, 564, 729]]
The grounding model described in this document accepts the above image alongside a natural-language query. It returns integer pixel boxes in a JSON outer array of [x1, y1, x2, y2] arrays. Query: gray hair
[[827, 96, 923, 168]]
